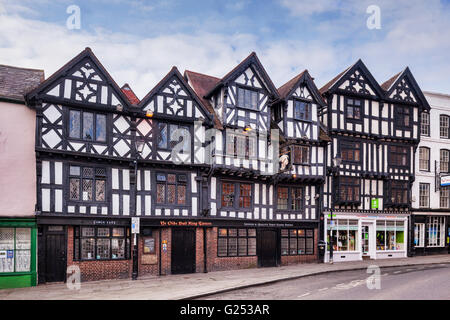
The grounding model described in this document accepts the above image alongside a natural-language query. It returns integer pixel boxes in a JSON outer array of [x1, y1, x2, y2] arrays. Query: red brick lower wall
[[66, 226, 132, 282]]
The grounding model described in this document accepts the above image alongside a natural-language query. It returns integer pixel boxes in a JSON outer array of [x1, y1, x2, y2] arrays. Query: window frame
[[440, 149, 450, 173], [220, 181, 253, 211], [281, 229, 315, 256], [73, 226, 131, 261], [217, 228, 257, 257], [388, 180, 409, 206], [344, 97, 363, 123], [276, 186, 305, 212], [388, 145, 410, 168], [418, 147, 430, 172], [291, 145, 310, 165], [440, 115, 450, 139], [67, 109, 107, 144], [225, 131, 257, 160], [293, 98, 312, 122], [421, 112, 430, 136], [155, 172, 189, 207], [336, 176, 361, 204], [394, 105, 412, 130], [237, 85, 259, 111], [440, 186, 449, 209], [156, 121, 191, 153], [68, 165, 107, 204], [426, 216, 446, 247], [340, 140, 362, 164], [419, 183, 430, 208]]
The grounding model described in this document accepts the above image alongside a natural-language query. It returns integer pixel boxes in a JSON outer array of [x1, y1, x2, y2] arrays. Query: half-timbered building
[[320, 60, 430, 262]]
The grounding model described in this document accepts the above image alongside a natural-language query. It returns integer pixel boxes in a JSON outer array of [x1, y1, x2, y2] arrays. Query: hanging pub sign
[[441, 175, 450, 187]]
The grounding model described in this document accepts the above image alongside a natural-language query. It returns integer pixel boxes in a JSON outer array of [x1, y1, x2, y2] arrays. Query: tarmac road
[[200, 263, 450, 300]]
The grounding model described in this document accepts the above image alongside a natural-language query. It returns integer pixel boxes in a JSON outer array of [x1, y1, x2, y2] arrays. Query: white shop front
[[323, 212, 408, 262]]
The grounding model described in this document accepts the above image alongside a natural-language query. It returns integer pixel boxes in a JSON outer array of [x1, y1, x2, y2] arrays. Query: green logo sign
[[371, 198, 379, 209]]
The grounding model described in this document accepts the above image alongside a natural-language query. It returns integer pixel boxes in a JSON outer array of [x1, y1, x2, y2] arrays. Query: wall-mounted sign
[[7, 250, 13, 259], [371, 198, 379, 209], [144, 238, 155, 254], [131, 217, 140, 234], [162, 240, 168, 252], [159, 220, 212, 227], [441, 175, 450, 187], [0, 251, 6, 259]]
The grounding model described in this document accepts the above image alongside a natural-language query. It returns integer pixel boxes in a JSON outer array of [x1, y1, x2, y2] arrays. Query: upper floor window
[[221, 181, 252, 210], [237, 87, 258, 110], [440, 115, 449, 138], [389, 145, 409, 167], [157, 122, 190, 152], [419, 183, 430, 208], [421, 112, 430, 136], [440, 149, 449, 173], [419, 147, 430, 171], [337, 177, 360, 203], [69, 110, 106, 142], [226, 132, 256, 159], [394, 105, 411, 129], [390, 181, 408, 205], [345, 98, 362, 122], [440, 186, 449, 209], [277, 186, 304, 211], [291, 145, 310, 165], [69, 166, 106, 202], [293, 100, 311, 121], [341, 140, 361, 163], [156, 173, 187, 206]]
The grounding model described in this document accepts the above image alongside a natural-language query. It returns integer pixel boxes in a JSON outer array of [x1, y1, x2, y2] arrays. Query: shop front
[[411, 213, 449, 255], [324, 213, 408, 262], [0, 218, 37, 289]]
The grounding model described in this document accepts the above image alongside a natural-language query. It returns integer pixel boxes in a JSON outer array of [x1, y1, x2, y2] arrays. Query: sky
[[0, 0, 449, 98]]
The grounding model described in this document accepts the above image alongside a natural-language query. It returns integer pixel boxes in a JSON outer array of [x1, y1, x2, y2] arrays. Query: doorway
[[258, 229, 279, 267], [43, 226, 67, 282], [361, 222, 374, 259], [171, 228, 196, 274]]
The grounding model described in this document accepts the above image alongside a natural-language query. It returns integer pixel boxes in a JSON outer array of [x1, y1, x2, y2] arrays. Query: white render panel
[[41, 161, 50, 184], [42, 189, 50, 212], [54, 162, 63, 185], [55, 189, 62, 212], [112, 168, 119, 189]]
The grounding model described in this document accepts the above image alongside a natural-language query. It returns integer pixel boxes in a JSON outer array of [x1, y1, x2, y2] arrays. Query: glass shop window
[[376, 220, 405, 251], [0, 228, 31, 273], [217, 228, 256, 257], [326, 219, 358, 252]]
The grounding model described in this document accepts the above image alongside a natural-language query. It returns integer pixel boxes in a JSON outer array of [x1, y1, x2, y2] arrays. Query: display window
[[326, 219, 358, 252], [0, 228, 31, 273], [376, 220, 405, 251]]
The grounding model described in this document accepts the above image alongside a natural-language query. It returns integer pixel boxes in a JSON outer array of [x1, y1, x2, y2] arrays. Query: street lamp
[[329, 155, 342, 264], [132, 139, 145, 280]]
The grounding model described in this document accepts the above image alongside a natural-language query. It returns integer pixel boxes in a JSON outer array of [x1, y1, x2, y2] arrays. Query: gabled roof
[[204, 52, 279, 100], [121, 83, 140, 105], [278, 70, 326, 107], [138, 66, 214, 124], [184, 70, 223, 129], [382, 67, 431, 110], [319, 59, 384, 98], [0, 64, 44, 103], [26, 47, 130, 107]]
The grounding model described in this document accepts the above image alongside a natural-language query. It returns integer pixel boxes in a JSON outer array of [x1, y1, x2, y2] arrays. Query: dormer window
[[69, 110, 106, 142], [294, 100, 311, 121], [237, 87, 258, 110]]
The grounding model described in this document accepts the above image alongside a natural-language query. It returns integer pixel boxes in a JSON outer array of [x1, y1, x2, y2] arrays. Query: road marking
[[318, 288, 328, 292], [393, 271, 401, 274], [383, 273, 389, 276], [297, 292, 311, 298], [406, 268, 415, 271]]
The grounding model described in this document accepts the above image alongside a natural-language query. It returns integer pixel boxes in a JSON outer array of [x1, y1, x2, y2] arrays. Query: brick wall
[[66, 226, 132, 282]]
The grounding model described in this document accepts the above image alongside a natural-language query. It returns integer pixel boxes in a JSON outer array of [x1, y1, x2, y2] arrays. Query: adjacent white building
[[412, 91, 450, 255]]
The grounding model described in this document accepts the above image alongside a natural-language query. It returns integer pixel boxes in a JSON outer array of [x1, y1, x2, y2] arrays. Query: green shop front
[[0, 219, 37, 289]]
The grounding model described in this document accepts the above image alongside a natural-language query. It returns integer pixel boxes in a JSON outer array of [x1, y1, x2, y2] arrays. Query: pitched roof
[[204, 52, 279, 99], [319, 66, 352, 95], [121, 83, 140, 105], [0, 64, 44, 102], [381, 71, 402, 91], [277, 70, 307, 99], [184, 70, 222, 129]]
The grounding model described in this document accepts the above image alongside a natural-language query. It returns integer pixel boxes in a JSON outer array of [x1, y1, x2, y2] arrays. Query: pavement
[[0, 254, 449, 300]]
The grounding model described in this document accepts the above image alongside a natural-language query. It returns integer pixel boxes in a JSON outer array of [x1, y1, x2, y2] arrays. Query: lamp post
[[329, 155, 342, 264], [132, 139, 145, 280]]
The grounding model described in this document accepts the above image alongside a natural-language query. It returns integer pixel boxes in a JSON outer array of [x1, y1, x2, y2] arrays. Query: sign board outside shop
[[441, 175, 450, 187], [131, 217, 140, 234], [371, 198, 379, 209]]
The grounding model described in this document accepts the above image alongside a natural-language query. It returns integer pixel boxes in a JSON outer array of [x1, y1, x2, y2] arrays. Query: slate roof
[[277, 70, 307, 99], [0, 64, 44, 102], [121, 83, 140, 105], [381, 71, 402, 91]]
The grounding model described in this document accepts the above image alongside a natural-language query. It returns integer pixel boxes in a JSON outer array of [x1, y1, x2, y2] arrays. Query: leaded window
[[74, 226, 130, 260], [226, 132, 257, 159], [341, 140, 361, 163], [277, 186, 304, 212], [395, 105, 411, 129], [389, 145, 409, 167], [69, 165, 106, 202], [281, 229, 314, 255], [69, 110, 106, 142], [337, 177, 360, 203], [155, 173, 187, 205], [390, 181, 408, 205], [419, 147, 430, 171], [292, 145, 310, 165], [220, 181, 253, 210], [217, 228, 256, 257], [157, 122, 190, 152], [237, 87, 258, 110], [345, 98, 362, 121], [294, 100, 311, 121]]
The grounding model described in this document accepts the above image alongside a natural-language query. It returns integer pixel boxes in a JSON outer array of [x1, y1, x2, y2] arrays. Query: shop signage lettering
[[93, 220, 118, 225], [243, 222, 295, 228], [159, 220, 213, 227], [0, 251, 6, 259]]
